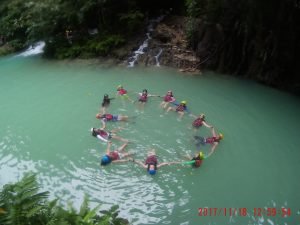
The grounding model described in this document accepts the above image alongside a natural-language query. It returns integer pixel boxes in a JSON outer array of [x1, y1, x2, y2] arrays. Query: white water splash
[[154, 48, 163, 66], [128, 15, 165, 67], [18, 41, 45, 57]]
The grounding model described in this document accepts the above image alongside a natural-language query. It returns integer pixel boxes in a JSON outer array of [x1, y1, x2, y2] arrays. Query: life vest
[[205, 136, 220, 144], [145, 155, 158, 170], [103, 114, 113, 120], [164, 95, 173, 102], [193, 118, 204, 127], [192, 156, 203, 168], [108, 151, 120, 161], [118, 88, 127, 95], [139, 93, 148, 101], [176, 104, 186, 112]]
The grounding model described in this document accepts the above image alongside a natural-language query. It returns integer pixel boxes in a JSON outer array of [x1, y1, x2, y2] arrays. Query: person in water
[[166, 100, 190, 119], [132, 149, 179, 175], [100, 94, 114, 114], [185, 151, 205, 168], [190, 113, 212, 129], [194, 127, 223, 157], [96, 113, 129, 123], [116, 85, 134, 102], [91, 126, 128, 143], [160, 90, 176, 109], [135, 89, 159, 110], [101, 141, 133, 166]]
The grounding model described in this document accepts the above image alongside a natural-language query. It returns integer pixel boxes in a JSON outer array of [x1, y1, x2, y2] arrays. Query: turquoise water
[[1, 54, 300, 225]]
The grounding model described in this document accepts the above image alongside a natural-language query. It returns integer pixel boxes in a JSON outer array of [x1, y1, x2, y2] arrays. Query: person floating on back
[[160, 90, 176, 109], [190, 113, 212, 130], [116, 85, 134, 102], [100, 94, 114, 114], [194, 127, 223, 157], [132, 149, 179, 175], [166, 100, 190, 120], [184, 151, 205, 168], [96, 113, 129, 123], [91, 126, 128, 143], [101, 141, 133, 166]]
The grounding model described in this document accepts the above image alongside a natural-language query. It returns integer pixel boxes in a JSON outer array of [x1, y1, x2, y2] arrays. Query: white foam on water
[[18, 41, 45, 57]]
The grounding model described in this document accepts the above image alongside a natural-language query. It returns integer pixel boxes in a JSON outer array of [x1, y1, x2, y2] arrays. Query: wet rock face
[[126, 16, 201, 73]]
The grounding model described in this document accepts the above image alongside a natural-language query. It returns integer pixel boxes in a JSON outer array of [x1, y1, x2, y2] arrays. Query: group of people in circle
[[91, 85, 223, 175]]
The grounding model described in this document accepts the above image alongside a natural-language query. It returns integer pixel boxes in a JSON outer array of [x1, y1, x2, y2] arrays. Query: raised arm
[[100, 119, 106, 130], [211, 127, 217, 137], [207, 142, 218, 158], [202, 121, 213, 128], [105, 141, 112, 154]]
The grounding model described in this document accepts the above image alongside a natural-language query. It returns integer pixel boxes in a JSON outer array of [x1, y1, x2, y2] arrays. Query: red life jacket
[[139, 93, 148, 101], [164, 95, 173, 102], [145, 155, 157, 165], [194, 159, 202, 168], [176, 104, 186, 112], [118, 88, 127, 95], [205, 136, 220, 144], [104, 114, 113, 120], [109, 151, 120, 161], [193, 118, 204, 127]]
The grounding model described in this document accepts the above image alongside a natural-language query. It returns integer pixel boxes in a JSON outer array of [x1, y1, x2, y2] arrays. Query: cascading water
[[18, 41, 45, 57], [154, 48, 163, 67], [127, 16, 165, 67]]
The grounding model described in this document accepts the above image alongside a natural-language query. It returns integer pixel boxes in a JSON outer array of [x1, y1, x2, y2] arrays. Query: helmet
[[199, 151, 205, 160], [104, 94, 109, 98], [117, 85, 123, 90], [181, 101, 187, 105], [148, 169, 156, 175], [96, 113, 101, 119], [219, 133, 224, 139], [101, 155, 111, 165], [143, 89, 148, 93]]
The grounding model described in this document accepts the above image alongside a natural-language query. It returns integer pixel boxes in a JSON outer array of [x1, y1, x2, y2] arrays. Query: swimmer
[[96, 113, 129, 123], [160, 90, 176, 109], [166, 100, 190, 119], [184, 151, 205, 168], [131, 149, 180, 175], [100, 141, 134, 166], [116, 85, 134, 102], [194, 127, 223, 157], [135, 89, 159, 110], [190, 113, 212, 129], [100, 94, 114, 114], [91, 126, 128, 143]]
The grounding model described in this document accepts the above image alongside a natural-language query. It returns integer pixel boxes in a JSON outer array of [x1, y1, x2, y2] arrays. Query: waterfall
[[18, 41, 45, 57], [127, 15, 165, 67], [154, 48, 163, 67]]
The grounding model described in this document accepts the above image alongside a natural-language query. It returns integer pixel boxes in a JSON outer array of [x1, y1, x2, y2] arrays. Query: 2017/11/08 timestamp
[[198, 207, 292, 217]]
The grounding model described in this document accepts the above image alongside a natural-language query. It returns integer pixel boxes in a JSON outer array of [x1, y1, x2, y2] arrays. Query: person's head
[[103, 94, 109, 99], [117, 85, 123, 90], [167, 90, 173, 96], [142, 89, 148, 94], [219, 133, 224, 140], [148, 164, 157, 175], [199, 113, 205, 119], [96, 113, 102, 119], [199, 151, 205, 160], [180, 100, 187, 106], [101, 155, 111, 166]]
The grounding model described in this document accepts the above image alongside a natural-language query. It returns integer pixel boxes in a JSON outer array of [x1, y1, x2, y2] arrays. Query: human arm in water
[[132, 160, 147, 168], [207, 142, 218, 158], [100, 119, 106, 130], [157, 161, 180, 168], [105, 141, 112, 155]]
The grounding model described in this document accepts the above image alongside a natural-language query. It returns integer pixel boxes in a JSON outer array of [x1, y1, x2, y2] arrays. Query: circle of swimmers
[[91, 85, 223, 175]]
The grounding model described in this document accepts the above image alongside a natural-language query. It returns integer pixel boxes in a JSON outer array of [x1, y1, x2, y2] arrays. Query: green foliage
[[0, 174, 129, 225], [119, 10, 144, 34]]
